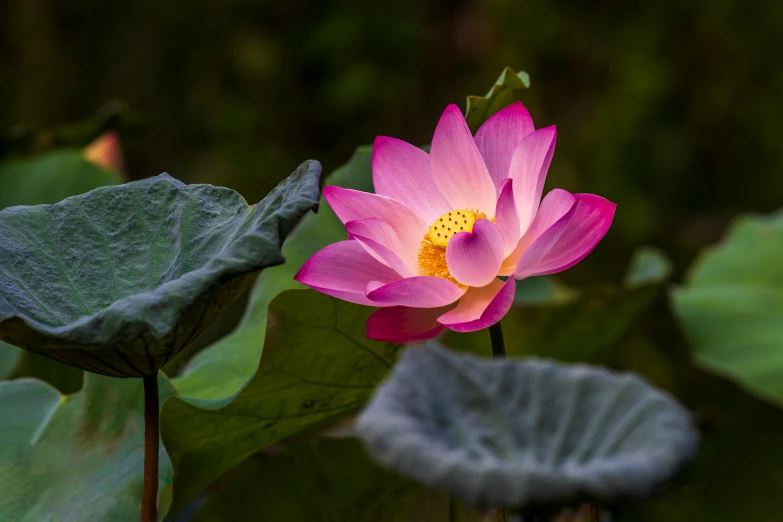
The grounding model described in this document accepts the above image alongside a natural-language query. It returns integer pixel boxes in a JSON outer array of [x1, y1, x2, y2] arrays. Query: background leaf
[[672, 210, 783, 406], [0, 150, 121, 209], [190, 437, 482, 522], [445, 248, 671, 363], [0, 342, 21, 379], [356, 345, 698, 509], [0, 372, 176, 521], [162, 290, 402, 514]]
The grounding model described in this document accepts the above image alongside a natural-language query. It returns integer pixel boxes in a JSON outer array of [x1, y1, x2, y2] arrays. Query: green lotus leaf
[[0, 164, 321, 377], [672, 210, 783, 405], [191, 437, 484, 522], [0, 148, 123, 380], [0, 372, 176, 521], [356, 345, 699, 509], [465, 67, 531, 131], [162, 289, 402, 514]]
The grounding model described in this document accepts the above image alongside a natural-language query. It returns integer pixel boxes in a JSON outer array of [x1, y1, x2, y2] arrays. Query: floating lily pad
[[672, 210, 783, 406], [0, 164, 321, 377], [356, 345, 699, 509], [0, 372, 176, 521]]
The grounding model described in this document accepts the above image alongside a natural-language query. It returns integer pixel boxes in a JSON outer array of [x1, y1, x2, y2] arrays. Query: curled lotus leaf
[[356, 345, 699, 509], [0, 164, 321, 377]]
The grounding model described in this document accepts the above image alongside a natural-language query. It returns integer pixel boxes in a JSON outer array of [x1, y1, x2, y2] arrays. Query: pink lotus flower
[[295, 103, 615, 343]]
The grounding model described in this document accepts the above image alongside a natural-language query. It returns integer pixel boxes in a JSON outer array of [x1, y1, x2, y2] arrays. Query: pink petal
[[500, 188, 577, 275], [295, 241, 401, 306], [366, 305, 455, 343], [494, 179, 521, 255], [345, 218, 417, 276], [371, 136, 451, 223], [323, 186, 427, 270], [446, 219, 505, 287], [509, 126, 557, 231], [366, 276, 467, 308], [515, 193, 616, 279], [430, 104, 497, 215], [474, 102, 535, 191], [438, 277, 516, 333]]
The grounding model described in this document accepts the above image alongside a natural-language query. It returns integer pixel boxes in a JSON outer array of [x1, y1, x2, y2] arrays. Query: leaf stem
[[141, 372, 159, 522], [489, 321, 506, 359], [489, 321, 507, 522]]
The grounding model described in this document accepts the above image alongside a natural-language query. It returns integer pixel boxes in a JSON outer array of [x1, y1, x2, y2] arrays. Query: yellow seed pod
[[427, 210, 477, 248]]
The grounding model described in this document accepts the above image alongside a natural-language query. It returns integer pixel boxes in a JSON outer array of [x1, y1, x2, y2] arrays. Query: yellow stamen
[[418, 209, 488, 285], [427, 210, 485, 248]]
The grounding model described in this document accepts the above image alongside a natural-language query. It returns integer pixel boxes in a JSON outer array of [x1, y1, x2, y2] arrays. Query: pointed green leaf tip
[[0, 162, 321, 378], [465, 67, 531, 131], [356, 345, 699, 509]]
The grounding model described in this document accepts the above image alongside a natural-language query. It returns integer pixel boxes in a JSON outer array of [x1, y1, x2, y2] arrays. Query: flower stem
[[489, 321, 507, 522], [488, 321, 506, 359], [141, 372, 159, 522]]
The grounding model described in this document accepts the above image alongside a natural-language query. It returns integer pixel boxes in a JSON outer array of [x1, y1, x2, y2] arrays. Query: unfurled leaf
[[356, 345, 699, 509], [465, 67, 531, 131], [192, 437, 482, 522], [0, 165, 320, 377], [162, 290, 402, 514], [673, 210, 783, 406], [0, 373, 176, 521]]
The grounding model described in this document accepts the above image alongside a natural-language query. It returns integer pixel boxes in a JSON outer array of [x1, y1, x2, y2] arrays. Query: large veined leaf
[[672, 211, 783, 406], [191, 437, 482, 522], [0, 148, 123, 381], [0, 372, 176, 521], [162, 290, 402, 514], [0, 165, 320, 377], [465, 67, 531, 131], [356, 345, 699, 509]]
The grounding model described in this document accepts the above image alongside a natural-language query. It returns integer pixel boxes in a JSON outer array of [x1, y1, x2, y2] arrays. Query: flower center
[[418, 209, 487, 285], [427, 210, 479, 247]]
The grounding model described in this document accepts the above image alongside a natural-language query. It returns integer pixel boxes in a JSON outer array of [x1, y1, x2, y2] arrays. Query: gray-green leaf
[[356, 345, 699, 509], [0, 164, 320, 377]]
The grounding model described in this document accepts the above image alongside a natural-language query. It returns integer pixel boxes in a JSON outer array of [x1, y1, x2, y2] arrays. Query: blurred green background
[[4, 0, 783, 279], [3, 1, 783, 520]]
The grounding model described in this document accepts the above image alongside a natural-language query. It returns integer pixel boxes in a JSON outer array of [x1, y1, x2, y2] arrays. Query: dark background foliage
[[2, 1, 783, 520]]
